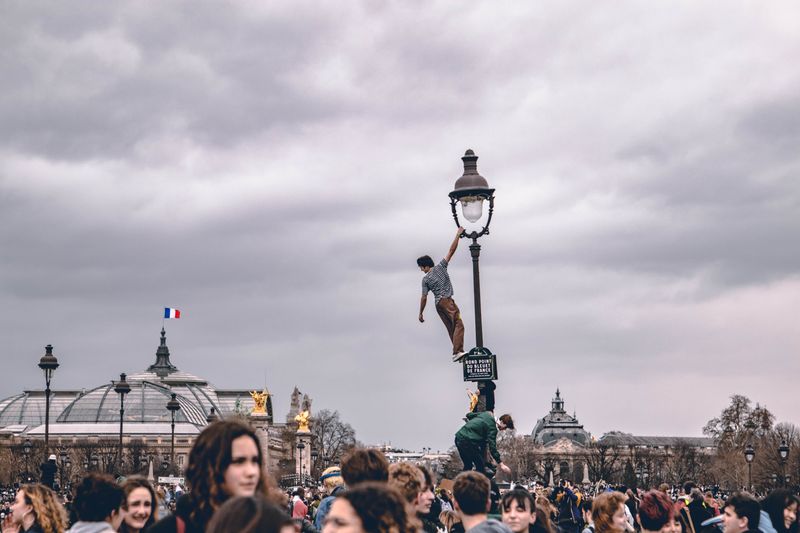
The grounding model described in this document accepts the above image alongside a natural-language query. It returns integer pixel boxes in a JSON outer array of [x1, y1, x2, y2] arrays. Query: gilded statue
[[250, 389, 269, 415], [466, 388, 479, 412], [295, 409, 311, 432]]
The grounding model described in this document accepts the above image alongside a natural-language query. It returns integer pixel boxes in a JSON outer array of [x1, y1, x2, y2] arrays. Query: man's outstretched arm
[[444, 226, 465, 263], [419, 295, 427, 322]]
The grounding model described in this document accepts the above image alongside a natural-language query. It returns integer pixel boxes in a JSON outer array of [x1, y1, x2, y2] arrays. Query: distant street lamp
[[311, 448, 319, 478], [59, 449, 68, 488], [64, 457, 71, 488], [167, 393, 181, 472], [90, 453, 98, 471], [779, 440, 790, 460], [38, 345, 60, 453], [22, 438, 32, 482], [744, 443, 755, 491], [779, 440, 790, 487], [114, 373, 131, 472], [297, 441, 306, 481]]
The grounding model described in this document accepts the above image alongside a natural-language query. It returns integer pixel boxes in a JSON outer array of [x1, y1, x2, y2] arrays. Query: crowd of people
[[1, 419, 798, 533]]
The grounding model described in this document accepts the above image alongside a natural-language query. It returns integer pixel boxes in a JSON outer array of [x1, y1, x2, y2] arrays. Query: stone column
[[250, 412, 271, 477]]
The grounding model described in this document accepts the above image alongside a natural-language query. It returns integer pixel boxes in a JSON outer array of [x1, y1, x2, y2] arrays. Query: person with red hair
[[638, 491, 676, 533]]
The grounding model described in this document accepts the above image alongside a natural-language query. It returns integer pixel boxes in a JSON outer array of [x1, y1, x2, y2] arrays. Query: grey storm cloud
[[2, 1, 800, 450]]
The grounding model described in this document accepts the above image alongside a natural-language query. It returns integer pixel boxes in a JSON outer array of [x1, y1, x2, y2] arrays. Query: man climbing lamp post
[[449, 149, 497, 412]]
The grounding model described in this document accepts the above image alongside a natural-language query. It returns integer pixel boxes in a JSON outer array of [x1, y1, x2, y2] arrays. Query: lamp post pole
[[38, 345, 60, 454], [22, 439, 32, 483], [59, 449, 68, 488], [744, 443, 755, 492], [114, 373, 131, 473], [297, 441, 306, 483], [311, 448, 319, 479], [167, 393, 181, 473], [449, 149, 496, 411]]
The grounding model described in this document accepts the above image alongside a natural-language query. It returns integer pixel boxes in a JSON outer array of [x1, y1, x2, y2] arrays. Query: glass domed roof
[[57, 381, 207, 426], [0, 391, 76, 427]]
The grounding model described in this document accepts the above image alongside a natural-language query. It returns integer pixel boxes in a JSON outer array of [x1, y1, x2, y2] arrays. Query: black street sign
[[462, 347, 498, 381]]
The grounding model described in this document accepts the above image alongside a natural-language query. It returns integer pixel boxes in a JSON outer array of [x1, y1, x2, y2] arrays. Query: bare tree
[[311, 409, 357, 465], [583, 442, 621, 483]]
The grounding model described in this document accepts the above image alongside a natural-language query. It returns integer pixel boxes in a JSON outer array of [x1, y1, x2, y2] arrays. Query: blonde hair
[[321, 466, 344, 491], [439, 510, 461, 532], [20, 484, 68, 533]]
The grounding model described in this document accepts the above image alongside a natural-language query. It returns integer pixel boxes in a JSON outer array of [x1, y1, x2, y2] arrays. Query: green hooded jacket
[[455, 411, 501, 463]]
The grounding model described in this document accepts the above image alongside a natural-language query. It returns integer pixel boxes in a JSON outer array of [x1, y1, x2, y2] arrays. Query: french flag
[[164, 308, 181, 319]]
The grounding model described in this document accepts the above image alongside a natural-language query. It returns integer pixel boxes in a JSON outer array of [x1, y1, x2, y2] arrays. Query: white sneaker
[[452, 351, 466, 362]]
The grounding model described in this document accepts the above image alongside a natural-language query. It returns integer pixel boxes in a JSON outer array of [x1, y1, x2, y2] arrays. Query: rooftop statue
[[250, 389, 270, 415], [295, 409, 311, 432]]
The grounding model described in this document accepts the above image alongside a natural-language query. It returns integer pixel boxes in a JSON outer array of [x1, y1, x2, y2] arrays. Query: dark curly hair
[[185, 419, 268, 529], [342, 483, 420, 533], [73, 473, 124, 522]]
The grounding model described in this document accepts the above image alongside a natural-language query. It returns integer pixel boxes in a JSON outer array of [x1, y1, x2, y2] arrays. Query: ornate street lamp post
[[114, 373, 131, 472], [22, 438, 32, 482], [311, 448, 319, 479], [297, 441, 306, 483], [744, 443, 755, 491], [166, 393, 181, 473], [779, 440, 790, 487], [38, 345, 60, 454], [64, 457, 71, 488], [449, 149, 496, 411], [59, 449, 68, 488]]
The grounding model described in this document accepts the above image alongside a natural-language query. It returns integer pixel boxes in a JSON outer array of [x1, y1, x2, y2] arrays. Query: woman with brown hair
[[206, 496, 295, 533], [148, 419, 270, 533], [118, 477, 158, 533], [2, 484, 68, 533], [592, 493, 628, 533], [533, 496, 557, 533], [323, 483, 420, 533]]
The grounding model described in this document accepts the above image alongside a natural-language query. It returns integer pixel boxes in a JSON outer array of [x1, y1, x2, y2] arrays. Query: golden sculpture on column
[[250, 389, 269, 415]]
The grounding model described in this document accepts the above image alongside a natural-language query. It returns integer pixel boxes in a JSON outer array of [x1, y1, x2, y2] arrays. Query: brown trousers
[[436, 297, 465, 354]]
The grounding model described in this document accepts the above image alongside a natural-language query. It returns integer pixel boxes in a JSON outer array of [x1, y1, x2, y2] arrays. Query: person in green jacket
[[455, 411, 514, 478]]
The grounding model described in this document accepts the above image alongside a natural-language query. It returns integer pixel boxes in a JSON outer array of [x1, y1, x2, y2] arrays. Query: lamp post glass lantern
[[38, 344, 60, 453], [114, 373, 131, 471], [779, 440, 790, 461]]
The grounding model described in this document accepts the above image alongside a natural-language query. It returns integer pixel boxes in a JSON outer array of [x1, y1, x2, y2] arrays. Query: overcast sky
[[2, 1, 799, 452]]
